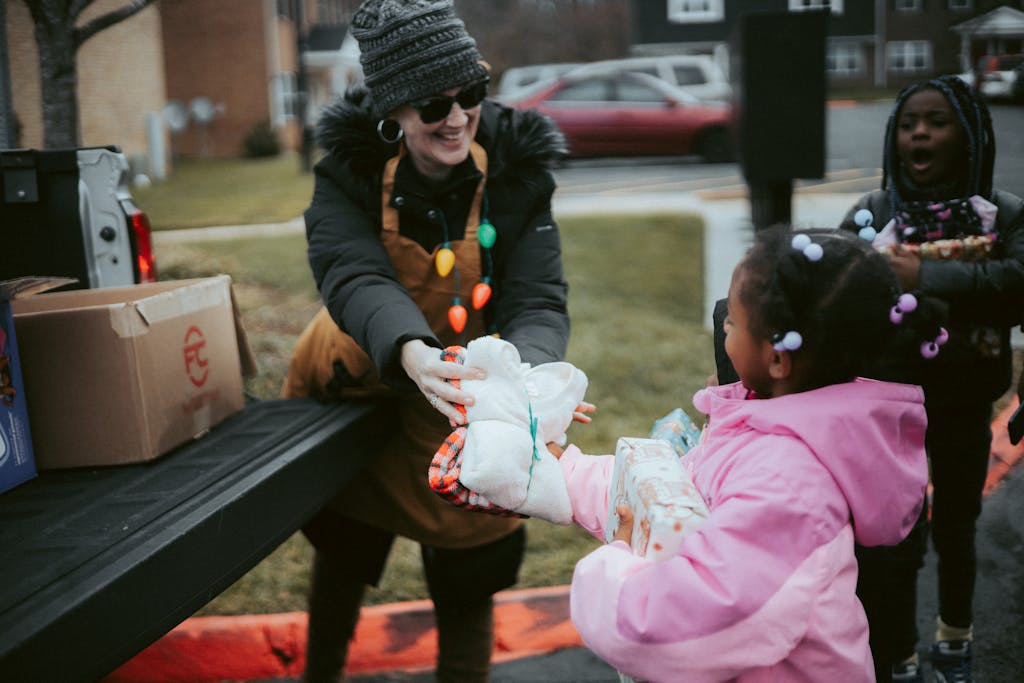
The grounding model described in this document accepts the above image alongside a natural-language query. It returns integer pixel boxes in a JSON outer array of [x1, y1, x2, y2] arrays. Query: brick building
[[6, 0, 359, 167], [7, 0, 166, 168]]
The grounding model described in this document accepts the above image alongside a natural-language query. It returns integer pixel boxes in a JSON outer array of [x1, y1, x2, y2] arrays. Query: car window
[[673, 65, 708, 86], [997, 55, 1024, 70], [624, 66, 660, 79], [550, 78, 610, 102], [614, 77, 667, 103]]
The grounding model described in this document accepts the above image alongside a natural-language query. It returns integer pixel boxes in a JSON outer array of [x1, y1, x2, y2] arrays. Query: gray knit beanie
[[352, 0, 488, 119]]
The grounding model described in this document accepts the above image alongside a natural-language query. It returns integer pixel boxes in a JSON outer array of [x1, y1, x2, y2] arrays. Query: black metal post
[[294, 0, 313, 172], [749, 179, 794, 232]]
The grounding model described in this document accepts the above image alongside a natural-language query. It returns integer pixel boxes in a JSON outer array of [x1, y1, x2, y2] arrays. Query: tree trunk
[[24, 0, 159, 149], [35, 21, 80, 148], [26, 1, 80, 148]]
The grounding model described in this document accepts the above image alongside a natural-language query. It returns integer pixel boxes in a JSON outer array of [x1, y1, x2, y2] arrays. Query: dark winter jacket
[[305, 87, 570, 389], [841, 189, 1024, 404]]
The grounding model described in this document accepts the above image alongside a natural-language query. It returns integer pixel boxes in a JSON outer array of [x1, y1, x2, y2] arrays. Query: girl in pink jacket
[[557, 228, 947, 682]]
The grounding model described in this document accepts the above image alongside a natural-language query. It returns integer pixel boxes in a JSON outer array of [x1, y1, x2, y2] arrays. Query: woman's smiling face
[[895, 87, 967, 188], [394, 84, 482, 182]]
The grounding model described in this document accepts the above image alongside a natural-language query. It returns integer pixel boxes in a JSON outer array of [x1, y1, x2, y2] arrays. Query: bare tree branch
[[73, 0, 158, 48], [69, 0, 94, 23]]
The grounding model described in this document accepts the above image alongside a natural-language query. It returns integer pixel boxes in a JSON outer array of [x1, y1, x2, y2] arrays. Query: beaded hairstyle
[[735, 227, 946, 390], [882, 74, 995, 212]]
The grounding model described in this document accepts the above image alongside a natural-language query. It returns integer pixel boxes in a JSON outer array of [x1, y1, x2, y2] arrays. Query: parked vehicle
[[957, 54, 1024, 102], [0, 146, 156, 290], [504, 71, 735, 162], [567, 54, 732, 103], [497, 62, 584, 99]]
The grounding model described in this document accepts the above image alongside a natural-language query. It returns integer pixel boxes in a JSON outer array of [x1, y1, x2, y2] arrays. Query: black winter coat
[[304, 89, 570, 390], [842, 189, 1024, 404]]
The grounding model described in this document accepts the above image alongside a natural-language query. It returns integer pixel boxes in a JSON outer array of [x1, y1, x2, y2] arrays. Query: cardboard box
[[12, 276, 247, 469]]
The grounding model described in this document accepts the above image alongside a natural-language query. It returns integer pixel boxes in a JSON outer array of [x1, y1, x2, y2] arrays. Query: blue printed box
[[1, 283, 37, 493], [0, 277, 75, 493]]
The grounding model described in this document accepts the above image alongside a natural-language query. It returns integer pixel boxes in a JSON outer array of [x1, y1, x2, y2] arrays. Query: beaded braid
[[737, 228, 946, 390], [881, 75, 995, 217]]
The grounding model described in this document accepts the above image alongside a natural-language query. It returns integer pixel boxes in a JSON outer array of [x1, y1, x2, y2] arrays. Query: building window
[[948, 0, 972, 10], [788, 0, 843, 14], [273, 72, 298, 126], [894, 0, 922, 11], [667, 0, 724, 23], [887, 41, 932, 74], [827, 43, 864, 76]]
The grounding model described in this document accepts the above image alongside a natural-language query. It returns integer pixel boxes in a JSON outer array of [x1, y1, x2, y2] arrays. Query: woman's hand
[[572, 401, 596, 424], [612, 504, 634, 546], [400, 339, 485, 425]]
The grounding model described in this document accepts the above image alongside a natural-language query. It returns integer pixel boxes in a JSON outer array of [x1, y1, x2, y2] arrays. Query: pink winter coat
[[560, 378, 928, 683]]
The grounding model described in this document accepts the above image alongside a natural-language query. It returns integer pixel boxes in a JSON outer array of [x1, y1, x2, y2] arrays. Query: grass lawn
[[133, 153, 314, 229], [155, 207, 713, 616]]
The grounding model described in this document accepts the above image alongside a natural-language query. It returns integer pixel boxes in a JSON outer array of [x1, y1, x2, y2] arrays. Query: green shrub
[[243, 119, 281, 158]]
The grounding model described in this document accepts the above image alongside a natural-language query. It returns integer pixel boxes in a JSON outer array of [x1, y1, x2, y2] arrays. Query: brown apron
[[283, 142, 521, 548]]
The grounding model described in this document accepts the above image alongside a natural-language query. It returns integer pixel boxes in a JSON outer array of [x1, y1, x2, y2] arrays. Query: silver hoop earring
[[377, 118, 403, 144]]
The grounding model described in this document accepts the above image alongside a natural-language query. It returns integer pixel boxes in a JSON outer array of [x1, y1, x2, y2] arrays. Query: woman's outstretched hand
[[400, 339, 485, 425]]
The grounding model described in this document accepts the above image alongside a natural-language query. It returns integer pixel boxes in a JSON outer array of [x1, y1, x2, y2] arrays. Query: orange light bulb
[[471, 281, 492, 310], [448, 302, 468, 333]]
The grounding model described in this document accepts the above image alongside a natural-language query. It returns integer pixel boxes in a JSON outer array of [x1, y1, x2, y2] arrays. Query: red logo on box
[[183, 326, 209, 387]]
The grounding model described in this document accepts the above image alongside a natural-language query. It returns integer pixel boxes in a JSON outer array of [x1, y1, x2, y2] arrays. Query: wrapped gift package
[[606, 437, 709, 563]]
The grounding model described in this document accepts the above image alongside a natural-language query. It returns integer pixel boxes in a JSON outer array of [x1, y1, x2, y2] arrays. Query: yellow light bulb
[[435, 247, 455, 277]]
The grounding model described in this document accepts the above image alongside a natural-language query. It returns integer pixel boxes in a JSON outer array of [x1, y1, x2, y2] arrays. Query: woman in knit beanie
[[282, 1, 572, 681]]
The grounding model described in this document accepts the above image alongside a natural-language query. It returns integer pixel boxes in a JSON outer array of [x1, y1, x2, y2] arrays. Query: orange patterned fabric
[[427, 346, 526, 517]]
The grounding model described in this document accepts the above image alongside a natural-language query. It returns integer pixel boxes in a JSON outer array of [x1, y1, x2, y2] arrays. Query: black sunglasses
[[410, 79, 489, 124]]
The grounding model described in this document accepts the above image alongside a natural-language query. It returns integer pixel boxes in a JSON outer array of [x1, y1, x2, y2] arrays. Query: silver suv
[[499, 55, 732, 104]]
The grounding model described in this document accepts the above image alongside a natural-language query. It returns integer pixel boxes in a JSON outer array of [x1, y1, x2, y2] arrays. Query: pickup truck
[[0, 145, 156, 288], [0, 146, 387, 681]]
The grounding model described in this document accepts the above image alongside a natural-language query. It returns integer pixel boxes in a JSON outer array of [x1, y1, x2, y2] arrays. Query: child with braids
[[841, 75, 1024, 683], [549, 227, 945, 682]]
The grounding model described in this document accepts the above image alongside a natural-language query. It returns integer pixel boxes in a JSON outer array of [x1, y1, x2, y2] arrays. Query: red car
[[504, 71, 735, 162]]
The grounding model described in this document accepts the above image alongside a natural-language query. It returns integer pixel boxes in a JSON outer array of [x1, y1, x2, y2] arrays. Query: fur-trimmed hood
[[315, 85, 567, 186]]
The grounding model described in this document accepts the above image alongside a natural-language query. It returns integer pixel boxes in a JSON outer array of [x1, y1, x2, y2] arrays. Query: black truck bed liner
[[0, 397, 387, 682]]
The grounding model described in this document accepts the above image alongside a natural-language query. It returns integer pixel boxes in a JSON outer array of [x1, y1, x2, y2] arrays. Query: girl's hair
[[736, 227, 946, 389], [882, 75, 995, 210]]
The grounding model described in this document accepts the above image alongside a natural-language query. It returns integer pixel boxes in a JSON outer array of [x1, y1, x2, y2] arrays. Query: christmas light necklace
[[434, 191, 496, 333]]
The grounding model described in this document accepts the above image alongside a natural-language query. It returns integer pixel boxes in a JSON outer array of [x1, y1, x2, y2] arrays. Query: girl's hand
[[886, 247, 922, 291], [400, 339, 485, 425], [612, 503, 634, 546], [545, 442, 565, 459], [572, 401, 596, 424]]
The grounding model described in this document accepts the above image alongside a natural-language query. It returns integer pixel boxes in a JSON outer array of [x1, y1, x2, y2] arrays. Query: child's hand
[[545, 442, 565, 459], [573, 401, 596, 424], [612, 503, 634, 546], [706, 373, 719, 387], [886, 247, 922, 291]]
